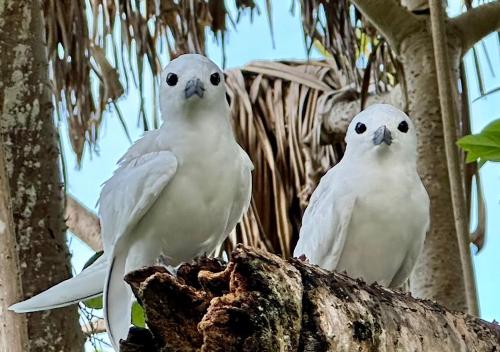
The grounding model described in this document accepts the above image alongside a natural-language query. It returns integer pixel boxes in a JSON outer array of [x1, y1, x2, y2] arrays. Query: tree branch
[[65, 195, 102, 251], [451, 1, 500, 53], [350, 0, 421, 50], [121, 245, 500, 351], [320, 85, 403, 144]]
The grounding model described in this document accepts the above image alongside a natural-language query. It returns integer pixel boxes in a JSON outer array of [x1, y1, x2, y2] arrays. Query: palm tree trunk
[[0, 0, 84, 350]]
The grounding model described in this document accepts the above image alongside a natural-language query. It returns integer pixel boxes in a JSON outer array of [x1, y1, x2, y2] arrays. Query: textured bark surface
[[121, 245, 500, 352], [0, 0, 84, 350], [399, 21, 470, 313], [0, 137, 28, 352]]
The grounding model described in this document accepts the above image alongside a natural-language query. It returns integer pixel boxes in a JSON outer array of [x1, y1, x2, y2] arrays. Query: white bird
[[10, 54, 253, 350], [294, 104, 429, 288]]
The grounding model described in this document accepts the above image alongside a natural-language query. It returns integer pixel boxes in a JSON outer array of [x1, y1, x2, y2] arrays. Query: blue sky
[[60, 1, 499, 348]]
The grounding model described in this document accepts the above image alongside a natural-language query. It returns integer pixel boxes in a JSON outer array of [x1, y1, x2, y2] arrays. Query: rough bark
[[398, 17, 470, 313], [65, 195, 102, 252], [0, 137, 28, 352], [0, 0, 84, 350], [121, 245, 500, 352]]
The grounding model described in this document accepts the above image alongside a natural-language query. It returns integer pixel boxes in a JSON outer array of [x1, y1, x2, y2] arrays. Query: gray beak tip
[[185, 78, 205, 99], [373, 125, 392, 146]]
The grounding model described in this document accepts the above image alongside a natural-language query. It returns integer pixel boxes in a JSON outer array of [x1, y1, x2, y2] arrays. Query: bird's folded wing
[[98, 149, 178, 350], [223, 148, 253, 235], [98, 149, 178, 251], [117, 129, 163, 165], [294, 175, 356, 271]]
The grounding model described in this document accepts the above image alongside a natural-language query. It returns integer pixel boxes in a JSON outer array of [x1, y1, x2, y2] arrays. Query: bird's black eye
[[355, 122, 367, 134], [166, 73, 178, 86], [210, 72, 221, 86], [398, 121, 409, 133]]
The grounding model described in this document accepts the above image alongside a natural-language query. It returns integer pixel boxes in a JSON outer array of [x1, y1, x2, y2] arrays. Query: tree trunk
[[398, 21, 470, 313], [0, 137, 28, 352], [121, 245, 500, 352], [0, 0, 84, 350]]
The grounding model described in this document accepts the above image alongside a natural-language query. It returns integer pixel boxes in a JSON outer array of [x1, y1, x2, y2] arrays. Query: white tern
[[10, 54, 253, 350], [294, 104, 429, 288]]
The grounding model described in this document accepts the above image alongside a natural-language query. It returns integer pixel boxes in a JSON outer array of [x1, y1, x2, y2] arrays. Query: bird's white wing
[[98, 129, 172, 251], [223, 148, 253, 235], [117, 129, 164, 165], [294, 169, 356, 271], [99, 148, 178, 351]]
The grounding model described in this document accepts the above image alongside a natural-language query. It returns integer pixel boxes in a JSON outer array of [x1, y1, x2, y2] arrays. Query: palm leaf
[[224, 60, 350, 257]]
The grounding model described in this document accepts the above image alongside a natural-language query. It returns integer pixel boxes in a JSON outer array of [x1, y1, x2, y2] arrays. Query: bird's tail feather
[[9, 255, 107, 313], [103, 252, 132, 351]]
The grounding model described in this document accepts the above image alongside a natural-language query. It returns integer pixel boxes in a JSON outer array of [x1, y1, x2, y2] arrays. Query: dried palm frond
[[43, 0, 260, 163], [223, 60, 354, 257], [44, 0, 402, 164]]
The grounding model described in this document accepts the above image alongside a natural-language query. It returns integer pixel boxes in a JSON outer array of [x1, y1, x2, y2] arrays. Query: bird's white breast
[[132, 131, 247, 265], [336, 167, 428, 286]]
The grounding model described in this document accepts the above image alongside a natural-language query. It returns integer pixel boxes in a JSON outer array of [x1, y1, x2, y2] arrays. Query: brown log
[[121, 245, 500, 352]]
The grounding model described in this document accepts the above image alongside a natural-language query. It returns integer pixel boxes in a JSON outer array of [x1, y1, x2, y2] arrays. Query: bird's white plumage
[[99, 149, 178, 252], [294, 104, 429, 288], [10, 54, 253, 351], [8, 255, 106, 313]]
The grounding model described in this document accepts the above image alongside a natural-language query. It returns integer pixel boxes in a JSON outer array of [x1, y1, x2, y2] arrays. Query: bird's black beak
[[184, 78, 205, 99], [373, 125, 392, 146]]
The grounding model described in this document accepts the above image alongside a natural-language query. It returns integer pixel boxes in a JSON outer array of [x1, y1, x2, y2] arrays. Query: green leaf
[[457, 119, 500, 163], [83, 295, 103, 310], [131, 302, 145, 328]]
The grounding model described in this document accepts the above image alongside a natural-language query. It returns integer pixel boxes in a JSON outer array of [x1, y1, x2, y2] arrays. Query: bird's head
[[159, 54, 227, 118], [344, 104, 417, 163]]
